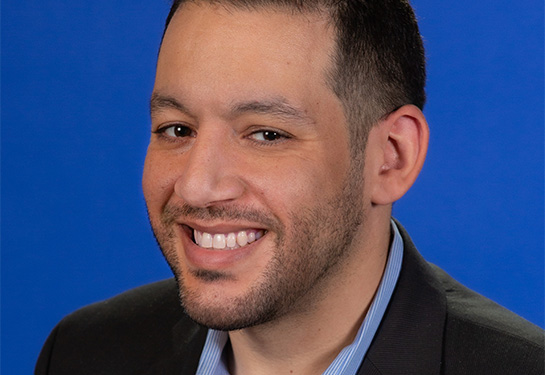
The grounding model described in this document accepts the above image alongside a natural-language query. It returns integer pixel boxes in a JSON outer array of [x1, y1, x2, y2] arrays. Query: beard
[[149, 163, 365, 331]]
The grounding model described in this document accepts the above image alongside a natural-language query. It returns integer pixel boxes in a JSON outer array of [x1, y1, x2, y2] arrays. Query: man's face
[[143, 3, 369, 330]]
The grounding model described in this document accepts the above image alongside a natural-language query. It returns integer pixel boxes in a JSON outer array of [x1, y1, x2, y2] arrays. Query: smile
[[193, 229, 266, 250]]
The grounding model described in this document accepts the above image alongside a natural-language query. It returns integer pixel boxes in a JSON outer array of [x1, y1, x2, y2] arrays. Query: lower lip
[[179, 226, 263, 270]]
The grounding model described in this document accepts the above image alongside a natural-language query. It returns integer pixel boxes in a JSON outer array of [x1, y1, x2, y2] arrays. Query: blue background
[[2, 1, 543, 373]]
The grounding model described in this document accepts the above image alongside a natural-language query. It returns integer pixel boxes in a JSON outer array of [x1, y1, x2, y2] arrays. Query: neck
[[227, 213, 392, 375]]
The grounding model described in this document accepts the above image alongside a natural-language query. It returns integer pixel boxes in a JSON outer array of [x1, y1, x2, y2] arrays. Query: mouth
[[183, 225, 267, 250]]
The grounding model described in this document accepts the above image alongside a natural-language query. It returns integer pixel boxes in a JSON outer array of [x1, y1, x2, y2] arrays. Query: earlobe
[[370, 105, 429, 205]]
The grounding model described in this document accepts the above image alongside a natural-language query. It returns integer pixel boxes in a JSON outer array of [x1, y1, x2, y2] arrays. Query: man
[[36, 0, 544, 374]]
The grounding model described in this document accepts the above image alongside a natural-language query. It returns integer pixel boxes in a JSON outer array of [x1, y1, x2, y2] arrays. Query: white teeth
[[248, 231, 256, 243], [237, 231, 248, 247], [226, 233, 237, 248], [201, 232, 213, 248], [213, 234, 226, 249], [193, 229, 264, 250]]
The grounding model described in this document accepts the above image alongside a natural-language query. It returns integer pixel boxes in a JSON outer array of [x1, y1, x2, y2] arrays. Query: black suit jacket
[[36, 224, 544, 374]]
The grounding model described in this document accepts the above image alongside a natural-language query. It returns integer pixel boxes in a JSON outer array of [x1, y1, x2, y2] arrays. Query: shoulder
[[61, 278, 181, 323], [36, 279, 207, 375], [394, 221, 543, 374], [431, 265, 544, 374], [52, 278, 185, 337]]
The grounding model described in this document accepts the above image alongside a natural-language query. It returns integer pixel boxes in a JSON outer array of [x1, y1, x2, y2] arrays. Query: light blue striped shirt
[[196, 220, 404, 375]]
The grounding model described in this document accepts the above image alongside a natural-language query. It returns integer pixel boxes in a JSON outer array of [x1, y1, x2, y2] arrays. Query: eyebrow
[[150, 92, 314, 126], [231, 99, 314, 125], [150, 93, 192, 117]]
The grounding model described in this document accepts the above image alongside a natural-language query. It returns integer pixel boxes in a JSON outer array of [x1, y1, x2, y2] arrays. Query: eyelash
[[153, 124, 291, 145], [247, 129, 291, 145], [153, 124, 195, 141]]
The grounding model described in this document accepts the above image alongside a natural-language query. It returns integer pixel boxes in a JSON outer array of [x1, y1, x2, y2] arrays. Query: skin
[[143, 3, 429, 374]]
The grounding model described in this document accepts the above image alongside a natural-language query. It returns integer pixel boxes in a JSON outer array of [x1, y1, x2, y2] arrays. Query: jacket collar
[[145, 289, 208, 374], [358, 221, 446, 374]]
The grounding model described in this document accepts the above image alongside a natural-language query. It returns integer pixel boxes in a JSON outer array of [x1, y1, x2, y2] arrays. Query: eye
[[249, 130, 287, 143], [155, 124, 195, 138]]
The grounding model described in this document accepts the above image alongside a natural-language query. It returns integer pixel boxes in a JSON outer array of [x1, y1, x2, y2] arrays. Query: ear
[[367, 105, 429, 205]]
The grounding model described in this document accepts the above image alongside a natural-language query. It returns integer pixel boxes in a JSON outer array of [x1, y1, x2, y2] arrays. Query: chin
[[175, 272, 283, 331]]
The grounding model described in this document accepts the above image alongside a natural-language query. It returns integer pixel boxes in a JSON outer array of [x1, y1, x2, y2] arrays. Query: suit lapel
[[144, 312, 208, 374], [358, 223, 447, 374]]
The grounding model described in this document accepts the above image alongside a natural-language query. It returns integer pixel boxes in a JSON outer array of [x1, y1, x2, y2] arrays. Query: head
[[143, 0, 428, 330]]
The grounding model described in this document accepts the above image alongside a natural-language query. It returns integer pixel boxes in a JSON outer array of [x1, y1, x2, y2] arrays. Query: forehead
[[155, 3, 338, 109], [163, 2, 334, 53]]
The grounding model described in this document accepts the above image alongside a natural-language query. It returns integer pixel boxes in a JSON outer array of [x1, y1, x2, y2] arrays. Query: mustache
[[161, 203, 280, 229]]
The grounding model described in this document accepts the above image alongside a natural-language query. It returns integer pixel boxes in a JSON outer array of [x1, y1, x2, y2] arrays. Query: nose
[[174, 131, 245, 208]]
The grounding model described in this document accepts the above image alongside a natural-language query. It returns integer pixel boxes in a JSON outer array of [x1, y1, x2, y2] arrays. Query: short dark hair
[[161, 0, 426, 155]]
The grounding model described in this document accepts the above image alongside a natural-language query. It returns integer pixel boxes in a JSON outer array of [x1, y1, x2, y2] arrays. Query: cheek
[[142, 151, 178, 212], [249, 153, 349, 215]]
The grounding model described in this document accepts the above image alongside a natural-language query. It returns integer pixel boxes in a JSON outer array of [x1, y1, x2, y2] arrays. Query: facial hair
[[149, 164, 365, 331]]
